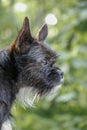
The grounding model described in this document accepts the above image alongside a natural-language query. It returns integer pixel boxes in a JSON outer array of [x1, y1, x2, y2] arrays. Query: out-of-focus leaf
[[76, 19, 87, 32]]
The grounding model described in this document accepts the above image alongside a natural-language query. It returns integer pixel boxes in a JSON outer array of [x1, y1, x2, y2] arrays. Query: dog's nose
[[57, 69, 64, 79], [60, 71, 64, 79]]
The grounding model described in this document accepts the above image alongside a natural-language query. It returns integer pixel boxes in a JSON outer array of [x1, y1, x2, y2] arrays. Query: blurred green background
[[0, 0, 87, 130]]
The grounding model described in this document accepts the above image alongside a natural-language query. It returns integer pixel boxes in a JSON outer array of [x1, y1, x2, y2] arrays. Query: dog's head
[[9, 17, 64, 96]]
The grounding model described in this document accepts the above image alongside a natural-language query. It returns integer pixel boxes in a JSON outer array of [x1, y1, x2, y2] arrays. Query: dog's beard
[[16, 84, 62, 107], [16, 87, 40, 107], [1, 120, 12, 130]]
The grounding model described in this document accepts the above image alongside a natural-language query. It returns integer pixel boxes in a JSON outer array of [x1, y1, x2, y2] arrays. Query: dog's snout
[[60, 71, 64, 79], [57, 69, 64, 79]]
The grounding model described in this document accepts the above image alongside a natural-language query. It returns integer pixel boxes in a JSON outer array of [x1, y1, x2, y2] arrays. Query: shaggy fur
[[0, 17, 64, 130]]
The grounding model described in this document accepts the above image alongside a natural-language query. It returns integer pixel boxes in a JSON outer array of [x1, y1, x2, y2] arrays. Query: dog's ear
[[9, 17, 33, 54], [36, 24, 48, 41]]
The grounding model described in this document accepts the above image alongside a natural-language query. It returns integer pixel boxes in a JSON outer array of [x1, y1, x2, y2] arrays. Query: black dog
[[0, 17, 64, 130]]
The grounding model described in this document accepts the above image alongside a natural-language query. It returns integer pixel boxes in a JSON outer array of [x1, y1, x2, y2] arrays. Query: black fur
[[0, 17, 64, 129]]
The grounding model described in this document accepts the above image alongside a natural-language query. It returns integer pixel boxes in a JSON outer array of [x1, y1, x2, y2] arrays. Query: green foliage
[[0, 0, 87, 130]]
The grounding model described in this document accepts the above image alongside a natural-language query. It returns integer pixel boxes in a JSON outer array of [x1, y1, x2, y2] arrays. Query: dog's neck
[[0, 49, 18, 82]]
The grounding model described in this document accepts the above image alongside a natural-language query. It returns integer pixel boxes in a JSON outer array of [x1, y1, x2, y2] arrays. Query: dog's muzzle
[[57, 68, 64, 83], [47, 67, 64, 86]]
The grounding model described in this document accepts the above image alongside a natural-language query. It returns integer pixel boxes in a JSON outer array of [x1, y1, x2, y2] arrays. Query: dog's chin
[[50, 77, 64, 94], [16, 77, 64, 107], [50, 84, 62, 94]]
